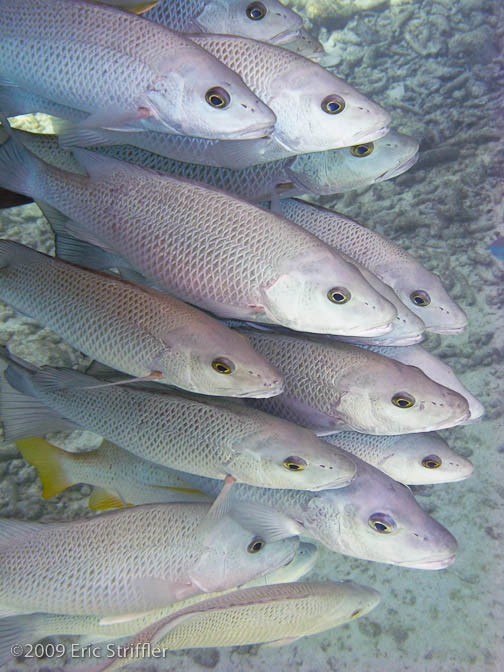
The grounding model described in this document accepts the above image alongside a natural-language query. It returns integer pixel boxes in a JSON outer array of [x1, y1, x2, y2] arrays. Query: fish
[[0, 139, 397, 337], [0, 241, 283, 397], [358, 344, 484, 423], [281, 28, 325, 61], [489, 236, 504, 264], [322, 431, 474, 485], [277, 198, 468, 333], [0, 126, 408, 206], [173, 459, 459, 570], [0, 0, 276, 143], [0, 502, 299, 617], [143, 0, 304, 45], [0, 543, 319, 661], [86, 581, 381, 672], [238, 329, 471, 435], [188, 33, 390, 154], [2, 356, 357, 491], [16, 437, 213, 509]]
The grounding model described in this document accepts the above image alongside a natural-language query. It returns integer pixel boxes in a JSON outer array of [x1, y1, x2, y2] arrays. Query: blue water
[[0, 0, 502, 670]]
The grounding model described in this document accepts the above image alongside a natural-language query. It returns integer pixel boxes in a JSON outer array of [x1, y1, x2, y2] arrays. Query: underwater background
[[0, 0, 502, 670]]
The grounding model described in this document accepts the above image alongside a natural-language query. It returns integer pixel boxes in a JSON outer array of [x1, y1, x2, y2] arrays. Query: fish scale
[[0, 0, 276, 141], [0, 503, 298, 617]]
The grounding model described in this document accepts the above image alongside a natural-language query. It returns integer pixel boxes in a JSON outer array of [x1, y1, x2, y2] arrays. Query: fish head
[[310, 580, 381, 631], [281, 29, 325, 60], [190, 512, 299, 593], [378, 433, 474, 484], [306, 461, 457, 569], [269, 63, 390, 154], [228, 421, 356, 489], [335, 355, 471, 434], [248, 542, 319, 586], [146, 47, 276, 140], [193, 0, 303, 43], [385, 263, 468, 334], [154, 325, 283, 398], [261, 249, 398, 336], [290, 130, 419, 194]]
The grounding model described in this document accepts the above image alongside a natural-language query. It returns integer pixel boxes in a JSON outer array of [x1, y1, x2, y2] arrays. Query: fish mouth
[[397, 553, 456, 570], [352, 125, 390, 144], [269, 29, 304, 45], [228, 123, 276, 141], [348, 320, 394, 338], [236, 383, 284, 399], [432, 408, 471, 430], [375, 332, 425, 346], [425, 324, 467, 335], [374, 151, 420, 182]]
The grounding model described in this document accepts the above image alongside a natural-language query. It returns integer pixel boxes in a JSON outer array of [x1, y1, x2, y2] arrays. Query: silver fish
[[16, 437, 213, 509], [145, 0, 304, 44], [91, 581, 380, 672], [322, 432, 474, 485], [0, 544, 318, 660], [239, 329, 471, 435], [277, 199, 468, 334], [188, 33, 390, 154], [0, 139, 397, 337], [0, 0, 276, 142], [2, 358, 356, 491], [358, 344, 484, 423], [0, 241, 282, 397], [174, 461, 459, 570], [0, 503, 299, 617]]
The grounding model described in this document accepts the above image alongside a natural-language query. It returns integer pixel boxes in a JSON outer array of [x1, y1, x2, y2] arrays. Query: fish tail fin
[[0, 136, 38, 198], [0, 614, 42, 665], [16, 437, 76, 499]]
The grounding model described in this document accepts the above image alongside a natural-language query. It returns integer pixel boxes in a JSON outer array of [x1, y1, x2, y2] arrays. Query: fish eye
[[327, 287, 351, 304], [321, 94, 346, 115], [391, 393, 415, 409], [283, 456, 307, 471], [212, 358, 235, 375], [246, 2, 266, 20], [351, 609, 362, 618], [205, 87, 230, 109], [368, 513, 396, 534], [247, 537, 265, 553], [410, 290, 431, 307], [350, 142, 374, 157], [422, 454, 442, 469]]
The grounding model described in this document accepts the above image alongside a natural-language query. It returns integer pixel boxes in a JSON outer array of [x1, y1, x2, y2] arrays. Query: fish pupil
[[375, 522, 387, 531]]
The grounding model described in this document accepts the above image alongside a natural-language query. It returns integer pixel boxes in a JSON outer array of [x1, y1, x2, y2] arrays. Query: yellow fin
[[16, 437, 74, 498], [95, 1, 160, 15], [88, 487, 126, 511]]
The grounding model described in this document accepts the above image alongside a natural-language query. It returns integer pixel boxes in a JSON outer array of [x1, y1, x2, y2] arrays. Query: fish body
[[2, 359, 357, 491], [322, 431, 474, 484], [239, 329, 470, 435], [0, 0, 275, 141], [0, 543, 319, 656], [0, 139, 397, 337], [94, 581, 380, 671], [176, 460, 458, 570], [0, 503, 299, 617], [189, 33, 390, 154], [16, 437, 213, 509], [0, 241, 282, 397], [359, 344, 484, 423], [277, 199, 468, 333], [145, 0, 304, 44]]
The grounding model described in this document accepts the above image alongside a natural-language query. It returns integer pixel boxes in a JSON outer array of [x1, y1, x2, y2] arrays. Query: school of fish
[[0, 0, 482, 668]]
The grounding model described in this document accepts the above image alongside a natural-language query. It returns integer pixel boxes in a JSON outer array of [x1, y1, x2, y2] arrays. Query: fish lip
[[433, 408, 471, 430], [269, 29, 304, 44], [350, 320, 394, 337], [228, 123, 276, 140], [374, 151, 420, 182], [374, 332, 425, 346], [425, 324, 467, 335], [236, 384, 284, 399], [352, 125, 390, 144], [396, 553, 456, 570]]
